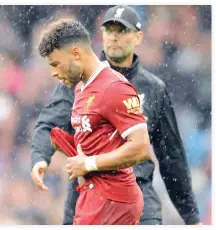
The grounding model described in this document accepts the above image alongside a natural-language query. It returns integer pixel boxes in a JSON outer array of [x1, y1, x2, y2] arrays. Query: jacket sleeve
[[63, 179, 79, 225], [152, 85, 200, 225], [30, 83, 74, 168]]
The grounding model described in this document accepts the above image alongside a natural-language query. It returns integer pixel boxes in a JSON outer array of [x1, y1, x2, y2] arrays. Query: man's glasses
[[101, 25, 136, 36]]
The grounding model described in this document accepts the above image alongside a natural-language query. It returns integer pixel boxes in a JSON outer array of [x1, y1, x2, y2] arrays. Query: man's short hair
[[38, 19, 90, 57]]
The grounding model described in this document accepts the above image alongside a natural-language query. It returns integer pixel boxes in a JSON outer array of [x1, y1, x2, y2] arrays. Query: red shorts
[[73, 181, 144, 225]]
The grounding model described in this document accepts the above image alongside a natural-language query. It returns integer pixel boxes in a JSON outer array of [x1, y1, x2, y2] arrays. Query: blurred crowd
[[0, 5, 211, 225]]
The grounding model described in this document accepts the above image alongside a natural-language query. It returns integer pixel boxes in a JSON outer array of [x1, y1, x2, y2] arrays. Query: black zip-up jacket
[[31, 51, 200, 224]]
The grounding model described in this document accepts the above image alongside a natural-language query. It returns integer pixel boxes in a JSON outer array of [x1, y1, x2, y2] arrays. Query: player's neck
[[81, 53, 101, 83], [106, 53, 133, 68]]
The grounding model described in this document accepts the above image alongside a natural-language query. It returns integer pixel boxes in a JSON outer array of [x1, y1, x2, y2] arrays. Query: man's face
[[47, 49, 82, 88], [102, 22, 141, 63]]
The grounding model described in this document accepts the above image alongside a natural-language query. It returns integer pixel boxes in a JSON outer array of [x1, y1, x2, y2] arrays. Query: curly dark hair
[[38, 19, 90, 57]]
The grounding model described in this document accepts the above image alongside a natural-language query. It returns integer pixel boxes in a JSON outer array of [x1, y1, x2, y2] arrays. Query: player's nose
[[52, 73, 58, 78], [51, 71, 59, 78]]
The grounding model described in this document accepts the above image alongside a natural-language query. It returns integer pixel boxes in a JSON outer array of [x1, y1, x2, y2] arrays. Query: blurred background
[[0, 5, 211, 225]]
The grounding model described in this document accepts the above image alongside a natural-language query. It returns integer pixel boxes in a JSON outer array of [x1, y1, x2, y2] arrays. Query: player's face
[[102, 23, 143, 63], [48, 49, 82, 88]]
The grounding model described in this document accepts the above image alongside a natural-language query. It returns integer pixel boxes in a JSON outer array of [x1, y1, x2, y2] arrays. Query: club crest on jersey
[[123, 96, 142, 114], [84, 95, 95, 113]]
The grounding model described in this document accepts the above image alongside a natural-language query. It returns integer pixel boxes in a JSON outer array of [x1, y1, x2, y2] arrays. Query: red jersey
[[71, 61, 147, 203]]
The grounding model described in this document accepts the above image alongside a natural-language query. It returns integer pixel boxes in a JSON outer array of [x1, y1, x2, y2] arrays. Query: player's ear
[[71, 47, 81, 60], [136, 31, 143, 46]]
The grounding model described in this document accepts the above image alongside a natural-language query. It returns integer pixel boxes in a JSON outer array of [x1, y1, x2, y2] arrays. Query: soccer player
[[35, 19, 151, 225], [31, 6, 200, 225]]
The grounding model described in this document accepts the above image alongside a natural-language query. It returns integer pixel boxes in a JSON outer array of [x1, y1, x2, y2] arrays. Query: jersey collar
[[81, 61, 110, 92]]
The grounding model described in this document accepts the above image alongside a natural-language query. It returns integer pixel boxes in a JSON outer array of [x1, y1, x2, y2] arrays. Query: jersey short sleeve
[[101, 81, 147, 139]]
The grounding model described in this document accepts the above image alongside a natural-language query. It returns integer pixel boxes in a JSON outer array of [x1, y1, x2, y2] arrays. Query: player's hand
[[66, 144, 88, 181], [31, 161, 49, 191]]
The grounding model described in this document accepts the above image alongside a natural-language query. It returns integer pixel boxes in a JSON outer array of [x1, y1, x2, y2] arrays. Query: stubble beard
[[106, 49, 131, 64], [67, 64, 81, 88]]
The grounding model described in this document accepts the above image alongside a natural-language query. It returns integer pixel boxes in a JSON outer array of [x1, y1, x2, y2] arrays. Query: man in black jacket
[[31, 5, 200, 225]]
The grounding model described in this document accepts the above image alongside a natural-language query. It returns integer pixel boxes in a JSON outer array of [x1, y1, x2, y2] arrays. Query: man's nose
[[107, 31, 119, 40]]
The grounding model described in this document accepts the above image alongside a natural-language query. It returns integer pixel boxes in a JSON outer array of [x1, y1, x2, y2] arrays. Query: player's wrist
[[34, 161, 48, 169], [84, 156, 99, 172]]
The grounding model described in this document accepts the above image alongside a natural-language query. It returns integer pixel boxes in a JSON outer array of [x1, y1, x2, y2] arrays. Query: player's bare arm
[[96, 127, 151, 170], [66, 127, 151, 181]]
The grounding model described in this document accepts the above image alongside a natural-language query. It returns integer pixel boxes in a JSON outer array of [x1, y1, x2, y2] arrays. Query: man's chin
[[107, 51, 121, 58], [65, 84, 72, 88], [66, 81, 80, 89], [109, 55, 126, 63], [64, 81, 73, 88]]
